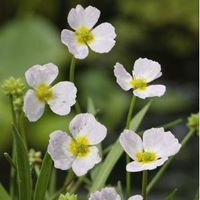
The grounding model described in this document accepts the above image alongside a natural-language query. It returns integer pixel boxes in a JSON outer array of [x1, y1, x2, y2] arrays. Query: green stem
[[9, 95, 18, 199], [70, 176, 84, 193], [142, 170, 148, 200], [162, 118, 182, 129], [9, 96, 17, 125], [147, 129, 195, 193], [69, 56, 81, 113], [69, 56, 76, 83], [126, 96, 136, 128], [125, 95, 136, 198]]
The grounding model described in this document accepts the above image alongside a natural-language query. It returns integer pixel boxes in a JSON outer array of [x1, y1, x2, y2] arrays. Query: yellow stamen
[[68, 136, 90, 157], [135, 151, 156, 163], [129, 78, 147, 91], [35, 83, 53, 102], [75, 26, 94, 45]]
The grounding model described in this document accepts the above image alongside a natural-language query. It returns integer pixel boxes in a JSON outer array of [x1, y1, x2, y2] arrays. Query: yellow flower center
[[129, 78, 147, 90], [75, 26, 94, 45], [135, 151, 157, 163], [68, 136, 90, 157], [35, 83, 53, 102]]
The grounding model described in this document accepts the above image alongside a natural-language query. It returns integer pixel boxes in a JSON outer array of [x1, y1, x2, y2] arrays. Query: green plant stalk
[[142, 171, 148, 200], [50, 170, 75, 200], [4, 153, 17, 170], [125, 96, 136, 198], [9, 96, 18, 200], [147, 129, 195, 193], [69, 56, 81, 113]]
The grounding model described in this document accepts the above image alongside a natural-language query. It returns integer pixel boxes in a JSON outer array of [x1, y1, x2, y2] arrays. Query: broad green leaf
[[12, 126, 32, 200], [0, 184, 11, 200], [165, 188, 178, 200], [34, 152, 53, 200], [90, 100, 152, 192], [0, 16, 66, 81]]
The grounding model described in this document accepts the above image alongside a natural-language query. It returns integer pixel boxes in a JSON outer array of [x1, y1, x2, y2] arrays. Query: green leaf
[[12, 125, 32, 200], [0, 184, 11, 200], [87, 97, 98, 115], [34, 152, 53, 200], [90, 100, 152, 192], [0, 16, 66, 80], [129, 100, 152, 130], [165, 188, 178, 200]]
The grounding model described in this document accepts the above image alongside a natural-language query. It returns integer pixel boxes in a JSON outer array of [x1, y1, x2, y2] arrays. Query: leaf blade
[[90, 100, 152, 192], [0, 184, 11, 200], [33, 152, 52, 200], [12, 125, 32, 200]]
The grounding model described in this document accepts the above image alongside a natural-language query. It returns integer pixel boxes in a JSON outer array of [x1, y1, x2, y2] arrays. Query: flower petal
[[68, 5, 100, 30], [133, 58, 162, 83], [128, 195, 143, 200], [69, 113, 107, 145], [89, 187, 121, 200], [119, 130, 143, 160], [72, 146, 101, 176], [47, 130, 74, 170], [61, 29, 89, 59], [89, 23, 116, 53], [143, 128, 181, 158], [23, 89, 45, 122], [25, 63, 58, 88], [133, 85, 166, 99], [126, 158, 168, 172], [114, 63, 132, 91], [48, 81, 77, 116]]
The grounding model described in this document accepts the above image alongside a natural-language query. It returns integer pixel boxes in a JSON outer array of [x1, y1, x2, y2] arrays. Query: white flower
[[119, 128, 181, 172], [61, 5, 116, 59], [23, 63, 77, 122], [48, 113, 107, 176], [128, 195, 143, 200], [89, 187, 142, 200], [114, 58, 166, 99]]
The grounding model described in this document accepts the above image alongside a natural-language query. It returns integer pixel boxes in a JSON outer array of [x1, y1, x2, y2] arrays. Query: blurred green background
[[0, 0, 198, 199]]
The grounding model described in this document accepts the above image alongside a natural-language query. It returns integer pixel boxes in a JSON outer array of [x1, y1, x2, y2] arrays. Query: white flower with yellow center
[[119, 128, 181, 172], [23, 63, 77, 122], [114, 58, 166, 99], [61, 4, 116, 59], [48, 113, 107, 176], [89, 187, 142, 200]]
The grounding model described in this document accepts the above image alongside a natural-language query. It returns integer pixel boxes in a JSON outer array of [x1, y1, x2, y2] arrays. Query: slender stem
[[69, 56, 76, 83], [147, 129, 195, 193], [69, 56, 81, 113], [9, 96, 17, 125], [162, 118, 182, 129], [9, 95, 18, 199], [125, 95, 136, 198], [142, 170, 148, 200], [126, 96, 136, 128], [70, 176, 84, 193], [4, 153, 17, 170]]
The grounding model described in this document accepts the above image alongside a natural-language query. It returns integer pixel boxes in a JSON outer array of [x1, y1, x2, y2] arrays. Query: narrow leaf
[[129, 100, 152, 130], [87, 97, 98, 115], [34, 152, 52, 200], [0, 184, 11, 200], [90, 100, 152, 192], [12, 125, 32, 200], [165, 188, 178, 200]]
